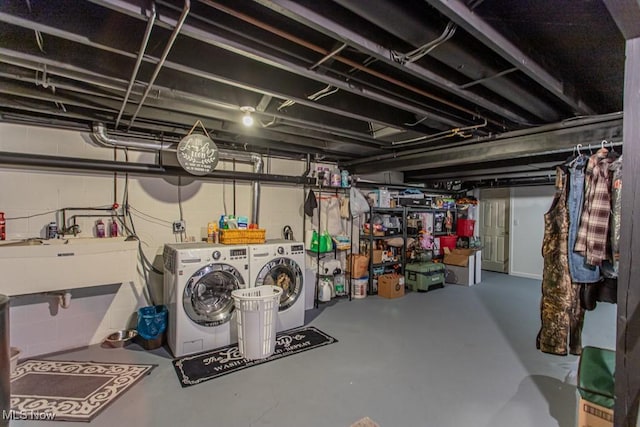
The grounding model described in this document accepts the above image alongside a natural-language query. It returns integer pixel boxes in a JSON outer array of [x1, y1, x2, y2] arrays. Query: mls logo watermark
[[2, 409, 56, 421]]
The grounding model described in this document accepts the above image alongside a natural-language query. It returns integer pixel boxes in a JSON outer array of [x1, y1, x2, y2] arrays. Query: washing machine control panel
[[229, 248, 248, 261], [291, 244, 304, 255]]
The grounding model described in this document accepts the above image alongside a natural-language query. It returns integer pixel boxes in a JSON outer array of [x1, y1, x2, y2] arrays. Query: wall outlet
[[173, 220, 186, 233]]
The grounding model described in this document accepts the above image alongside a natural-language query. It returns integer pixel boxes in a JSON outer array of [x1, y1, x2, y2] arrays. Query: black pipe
[[0, 152, 315, 185]]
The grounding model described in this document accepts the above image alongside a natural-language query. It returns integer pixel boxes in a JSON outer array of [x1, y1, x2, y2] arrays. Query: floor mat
[[10, 360, 155, 422], [173, 326, 338, 387]]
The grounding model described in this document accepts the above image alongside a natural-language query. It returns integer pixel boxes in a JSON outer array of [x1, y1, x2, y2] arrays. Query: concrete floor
[[10, 271, 616, 427]]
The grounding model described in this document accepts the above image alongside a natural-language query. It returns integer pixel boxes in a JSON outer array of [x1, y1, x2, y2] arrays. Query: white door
[[480, 188, 510, 273]]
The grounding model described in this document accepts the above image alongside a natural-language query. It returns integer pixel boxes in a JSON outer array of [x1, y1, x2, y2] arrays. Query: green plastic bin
[[578, 346, 615, 410]]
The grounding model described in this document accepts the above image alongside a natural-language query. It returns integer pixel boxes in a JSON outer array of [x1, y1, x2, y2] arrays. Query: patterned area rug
[[173, 326, 338, 387], [10, 360, 155, 422]]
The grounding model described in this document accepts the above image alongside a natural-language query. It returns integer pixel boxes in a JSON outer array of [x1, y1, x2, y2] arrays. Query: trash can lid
[[578, 346, 615, 409]]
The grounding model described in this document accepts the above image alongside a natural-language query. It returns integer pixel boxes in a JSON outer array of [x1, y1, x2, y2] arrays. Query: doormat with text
[[172, 326, 337, 387]]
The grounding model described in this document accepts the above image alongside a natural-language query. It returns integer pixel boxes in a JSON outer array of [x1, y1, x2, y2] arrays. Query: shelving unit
[[361, 205, 459, 294], [306, 185, 353, 307]]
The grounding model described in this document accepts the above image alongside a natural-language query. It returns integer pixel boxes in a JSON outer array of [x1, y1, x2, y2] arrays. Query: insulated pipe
[[127, 0, 190, 130], [115, 2, 157, 129]]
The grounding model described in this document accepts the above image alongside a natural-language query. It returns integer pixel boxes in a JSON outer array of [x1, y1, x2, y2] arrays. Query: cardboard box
[[445, 260, 475, 286], [372, 249, 383, 264], [378, 274, 404, 298], [577, 396, 613, 427], [443, 248, 476, 267]]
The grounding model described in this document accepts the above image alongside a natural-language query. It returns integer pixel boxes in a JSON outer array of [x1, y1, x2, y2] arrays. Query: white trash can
[[231, 286, 282, 360]]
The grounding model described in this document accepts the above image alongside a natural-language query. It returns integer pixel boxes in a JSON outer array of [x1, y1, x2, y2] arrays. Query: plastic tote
[[456, 219, 476, 237], [231, 286, 283, 360]]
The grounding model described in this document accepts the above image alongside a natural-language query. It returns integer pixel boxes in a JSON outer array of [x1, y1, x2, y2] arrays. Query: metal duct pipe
[[92, 122, 175, 151], [91, 122, 264, 224], [0, 295, 9, 427]]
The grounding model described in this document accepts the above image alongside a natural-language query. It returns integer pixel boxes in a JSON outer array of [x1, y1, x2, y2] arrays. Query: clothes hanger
[[564, 144, 585, 168], [597, 139, 609, 156], [606, 140, 620, 159]]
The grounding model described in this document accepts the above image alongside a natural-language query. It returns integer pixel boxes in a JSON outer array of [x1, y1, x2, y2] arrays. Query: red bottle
[[0, 212, 5, 240], [110, 220, 118, 237]]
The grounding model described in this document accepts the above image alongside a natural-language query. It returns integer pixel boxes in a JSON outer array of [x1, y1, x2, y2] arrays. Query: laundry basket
[[231, 286, 282, 360]]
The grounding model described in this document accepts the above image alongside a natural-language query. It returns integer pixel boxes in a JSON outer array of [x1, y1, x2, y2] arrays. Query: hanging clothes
[[566, 154, 600, 283], [609, 155, 623, 275], [537, 167, 585, 356], [574, 149, 615, 266]]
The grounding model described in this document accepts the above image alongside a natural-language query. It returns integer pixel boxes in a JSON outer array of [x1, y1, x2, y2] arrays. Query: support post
[[615, 36, 640, 427]]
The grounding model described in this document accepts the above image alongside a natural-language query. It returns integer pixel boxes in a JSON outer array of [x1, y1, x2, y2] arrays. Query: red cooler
[[457, 219, 475, 237]]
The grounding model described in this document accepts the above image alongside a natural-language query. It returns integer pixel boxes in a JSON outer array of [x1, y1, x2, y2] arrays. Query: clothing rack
[[304, 180, 353, 308]]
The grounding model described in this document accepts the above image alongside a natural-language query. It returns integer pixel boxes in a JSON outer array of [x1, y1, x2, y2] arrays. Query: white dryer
[[249, 240, 305, 332], [163, 242, 249, 357]]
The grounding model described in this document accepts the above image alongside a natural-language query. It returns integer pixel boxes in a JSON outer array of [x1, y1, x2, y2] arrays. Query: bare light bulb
[[240, 106, 255, 127], [242, 113, 254, 127]]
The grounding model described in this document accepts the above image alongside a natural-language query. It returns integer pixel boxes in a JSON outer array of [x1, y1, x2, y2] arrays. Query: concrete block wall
[[0, 123, 307, 357]]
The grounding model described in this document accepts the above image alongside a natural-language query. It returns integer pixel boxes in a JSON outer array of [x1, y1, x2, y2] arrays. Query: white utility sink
[[0, 237, 138, 296]]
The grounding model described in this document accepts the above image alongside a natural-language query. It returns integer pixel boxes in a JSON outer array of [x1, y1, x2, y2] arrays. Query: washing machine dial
[[212, 250, 221, 260], [277, 246, 285, 255]]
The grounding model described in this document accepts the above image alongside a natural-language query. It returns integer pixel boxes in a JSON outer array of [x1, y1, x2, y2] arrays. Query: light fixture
[[240, 106, 255, 127]]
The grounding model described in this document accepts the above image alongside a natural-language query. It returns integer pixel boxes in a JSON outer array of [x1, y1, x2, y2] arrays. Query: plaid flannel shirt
[[574, 149, 614, 266]]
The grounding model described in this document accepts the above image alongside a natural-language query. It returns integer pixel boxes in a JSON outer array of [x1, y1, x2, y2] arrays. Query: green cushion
[[578, 346, 615, 409]]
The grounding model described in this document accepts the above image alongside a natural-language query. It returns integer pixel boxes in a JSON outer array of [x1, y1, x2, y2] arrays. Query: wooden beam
[[603, 0, 640, 40], [615, 36, 640, 427]]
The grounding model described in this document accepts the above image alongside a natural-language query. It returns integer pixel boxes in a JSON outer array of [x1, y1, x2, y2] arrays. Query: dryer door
[[183, 263, 244, 326], [256, 258, 303, 311]]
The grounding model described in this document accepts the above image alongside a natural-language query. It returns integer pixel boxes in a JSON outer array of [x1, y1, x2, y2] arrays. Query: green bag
[[309, 230, 320, 252], [320, 230, 333, 253]]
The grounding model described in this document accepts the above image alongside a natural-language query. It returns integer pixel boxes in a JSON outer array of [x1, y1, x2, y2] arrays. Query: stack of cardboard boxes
[[443, 248, 482, 286]]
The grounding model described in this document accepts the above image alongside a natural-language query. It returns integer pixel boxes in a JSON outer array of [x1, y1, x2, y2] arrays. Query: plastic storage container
[[232, 286, 282, 360], [351, 277, 368, 299], [456, 219, 476, 237], [577, 346, 615, 427], [405, 262, 445, 292]]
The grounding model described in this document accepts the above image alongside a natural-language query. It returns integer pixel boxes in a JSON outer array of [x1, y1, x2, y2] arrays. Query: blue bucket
[[137, 305, 167, 340]]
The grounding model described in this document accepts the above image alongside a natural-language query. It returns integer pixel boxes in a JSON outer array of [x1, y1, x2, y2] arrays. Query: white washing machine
[[163, 242, 249, 357], [249, 240, 305, 332]]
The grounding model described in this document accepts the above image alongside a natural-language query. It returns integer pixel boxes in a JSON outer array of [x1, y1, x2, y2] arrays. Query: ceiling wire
[[391, 21, 457, 64]]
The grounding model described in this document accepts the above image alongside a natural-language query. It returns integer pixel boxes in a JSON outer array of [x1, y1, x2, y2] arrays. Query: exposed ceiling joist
[[255, 0, 535, 126], [602, 0, 640, 40], [349, 114, 623, 173], [423, 0, 596, 115]]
